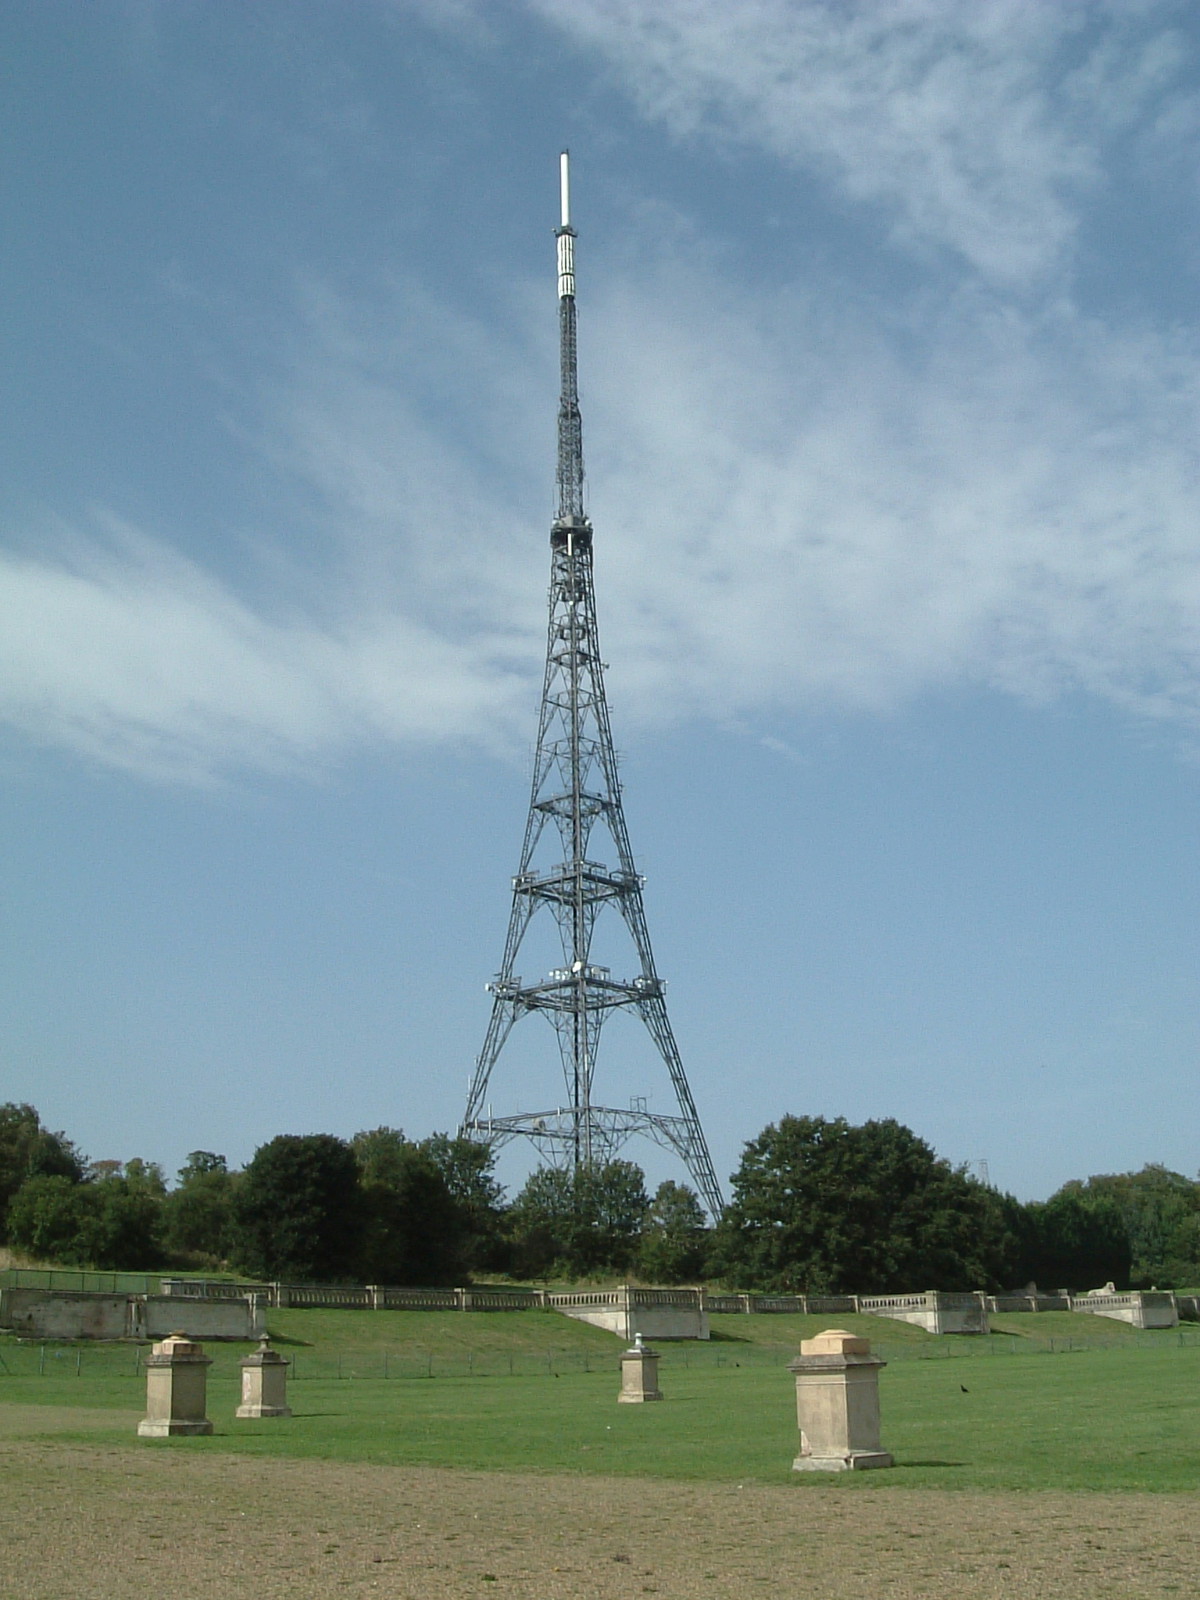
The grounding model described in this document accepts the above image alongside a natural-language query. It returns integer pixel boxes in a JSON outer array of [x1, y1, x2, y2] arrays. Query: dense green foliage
[[508, 1160, 649, 1278], [712, 1115, 1019, 1292], [0, 1103, 84, 1240], [231, 1134, 363, 1282], [420, 1131, 508, 1272], [1055, 1164, 1200, 1287], [4, 1099, 1197, 1294], [7, 1164, 164, 1269], [157, 1152, 237, 1265], [353, 1127, 468, 1286], [638, 1180, 710, 1283], [1016, 1190, 1132, 1291]]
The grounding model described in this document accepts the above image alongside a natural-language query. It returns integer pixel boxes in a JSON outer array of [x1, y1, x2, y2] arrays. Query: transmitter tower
[[460, 155, 723, 1218]]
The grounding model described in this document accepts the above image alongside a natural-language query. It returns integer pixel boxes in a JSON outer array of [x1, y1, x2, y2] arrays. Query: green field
[[3, 1307, 1199, 1492]]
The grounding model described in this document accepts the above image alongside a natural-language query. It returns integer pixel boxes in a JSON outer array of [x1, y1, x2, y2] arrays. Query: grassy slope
[[3, 1302, 1200, 1491], [3, 1344, 1200, 1492]]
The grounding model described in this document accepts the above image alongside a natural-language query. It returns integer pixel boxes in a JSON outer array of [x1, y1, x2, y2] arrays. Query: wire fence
[[0, 1268, 165, 1295], [1, 1326, 1198, 1384]]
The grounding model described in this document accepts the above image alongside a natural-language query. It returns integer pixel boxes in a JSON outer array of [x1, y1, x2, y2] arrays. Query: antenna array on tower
[[459, 155, 723, 1219]]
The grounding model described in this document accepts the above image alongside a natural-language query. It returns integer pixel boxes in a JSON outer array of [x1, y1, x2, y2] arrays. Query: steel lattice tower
[[460, 155, 723, 1218]]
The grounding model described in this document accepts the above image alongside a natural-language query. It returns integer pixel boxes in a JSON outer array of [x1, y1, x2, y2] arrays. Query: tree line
[[2, 1102, 1197, 1292]]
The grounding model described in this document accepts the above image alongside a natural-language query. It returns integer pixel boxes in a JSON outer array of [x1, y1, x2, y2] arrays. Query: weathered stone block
[[137, 1332, 213, 1438], [788, 1328, 891, 1472], [618, 1335, 663, 1403], [236, 1337, 292, 1418]]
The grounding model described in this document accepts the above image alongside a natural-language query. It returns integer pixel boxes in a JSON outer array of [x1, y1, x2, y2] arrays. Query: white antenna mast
[[556, 150, 575, 300]]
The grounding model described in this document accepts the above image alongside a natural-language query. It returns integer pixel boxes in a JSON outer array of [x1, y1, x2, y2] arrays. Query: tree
[[1017, 1191, 1130, 1291], [1056, 1165, 1200, 1288], [509, 1161, 649, 1279], [419, 1133, 507, 1272], [82, 1167, 164, 1268], [0, 1103, 84, 1241], [231, 1134, 362, 1282], [158, 1152, 236, 1265], [352, 1127, 468, 1286], [712, 1115, 1019, 1293], [638, 1181, 710, 1283], [7, 1166, 163, 1269], [6, 1175, 90, 1264]]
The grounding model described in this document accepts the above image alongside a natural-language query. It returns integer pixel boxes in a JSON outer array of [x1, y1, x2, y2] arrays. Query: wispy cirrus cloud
[[0, 513, 533, 784], [527, 0, 1189, 285], [6, 250, 1200, 779], [5, 2, 1200, 783], [581, 270, 1200, 734]]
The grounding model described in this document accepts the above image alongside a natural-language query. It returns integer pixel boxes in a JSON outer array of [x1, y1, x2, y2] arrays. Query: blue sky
[[4, 0, 1200, 1205]]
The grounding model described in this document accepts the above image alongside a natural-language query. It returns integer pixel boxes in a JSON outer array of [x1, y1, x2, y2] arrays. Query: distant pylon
[[459, 154, 723, 1219]]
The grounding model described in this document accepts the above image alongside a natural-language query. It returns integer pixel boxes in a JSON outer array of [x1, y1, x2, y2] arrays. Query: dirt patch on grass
[[1, 1437, 1196, 1600]]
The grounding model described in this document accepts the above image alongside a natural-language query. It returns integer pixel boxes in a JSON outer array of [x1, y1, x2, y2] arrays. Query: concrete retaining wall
[[139, 1295, 265, 1340], [0, 1289, 131, 1340], [858, 1292, 990, 1335], [0, 1287, 264, 1341], [549, 1286, 710, 1341], [1070, 1291, 1178, 1329], [987, 1294, 1072, 1313]]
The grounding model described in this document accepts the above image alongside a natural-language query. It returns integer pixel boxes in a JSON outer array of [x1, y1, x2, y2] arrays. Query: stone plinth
[[137, 1331, 213, 1437], [618, 1335, 663, 1403], [236, 1337, 292, 1418], [788, 1328, 891, 1472]]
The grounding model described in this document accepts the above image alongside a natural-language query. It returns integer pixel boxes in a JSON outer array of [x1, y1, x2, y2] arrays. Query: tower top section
[[559, 150, 572, 232], [554, 150, 586, 535], [556, 150, 577, 299]]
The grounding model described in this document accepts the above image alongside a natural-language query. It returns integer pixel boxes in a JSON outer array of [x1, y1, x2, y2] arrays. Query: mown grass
[[3, 1318, 1200, 1491]]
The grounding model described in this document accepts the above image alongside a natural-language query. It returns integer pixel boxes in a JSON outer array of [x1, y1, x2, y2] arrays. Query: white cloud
[[0, 512, 532, 783], [581, 265, 1200, 734], [526, 0, 1190, 284], [7, 1, 1200, 782], [6, 254, 1200, 780]]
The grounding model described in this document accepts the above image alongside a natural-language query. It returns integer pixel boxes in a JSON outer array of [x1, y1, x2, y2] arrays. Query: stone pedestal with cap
[[236, 1336, 292, 1418], [788, 1328, 892, 1471], [618, 1333, 663, 1403], [137, 1331, 213, 1437]]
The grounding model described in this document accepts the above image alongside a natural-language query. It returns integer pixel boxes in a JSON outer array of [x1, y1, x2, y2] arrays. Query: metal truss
[[459, 155, 723, 1219]]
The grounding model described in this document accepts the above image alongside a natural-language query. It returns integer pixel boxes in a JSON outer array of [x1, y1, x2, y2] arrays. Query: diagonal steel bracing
[[459, 154, 723, 1220]]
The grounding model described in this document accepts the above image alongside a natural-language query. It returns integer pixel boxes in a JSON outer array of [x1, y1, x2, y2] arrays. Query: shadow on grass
[[894, 1460, 967, 1469]]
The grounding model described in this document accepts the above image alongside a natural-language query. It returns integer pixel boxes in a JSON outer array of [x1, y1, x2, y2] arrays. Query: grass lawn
[[3, 1329, 1199, 1492]]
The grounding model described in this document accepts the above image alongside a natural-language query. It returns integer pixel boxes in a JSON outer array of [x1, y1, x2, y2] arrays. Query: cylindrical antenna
[[556, 149, 576, 300]]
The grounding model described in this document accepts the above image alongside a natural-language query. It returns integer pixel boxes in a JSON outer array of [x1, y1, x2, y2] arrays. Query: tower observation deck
[[459, 155, 723, 1219]]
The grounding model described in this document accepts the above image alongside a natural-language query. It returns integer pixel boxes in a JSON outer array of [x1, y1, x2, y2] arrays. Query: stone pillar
[[236, 1337, 292, 1418], [618, 1333, 663, 1403], [788, 1328, 891, 1472], [137, 1331, 213, 1437], [616, 1284, 633, 1343]]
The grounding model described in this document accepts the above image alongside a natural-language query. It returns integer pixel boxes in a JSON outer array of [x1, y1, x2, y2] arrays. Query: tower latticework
[[460, 155, 723, 1218]]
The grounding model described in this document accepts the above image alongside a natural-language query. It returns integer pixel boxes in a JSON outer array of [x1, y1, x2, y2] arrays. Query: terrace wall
[[0, 1287, 263, 1341], [1070, 1291, 1178, 1330]]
